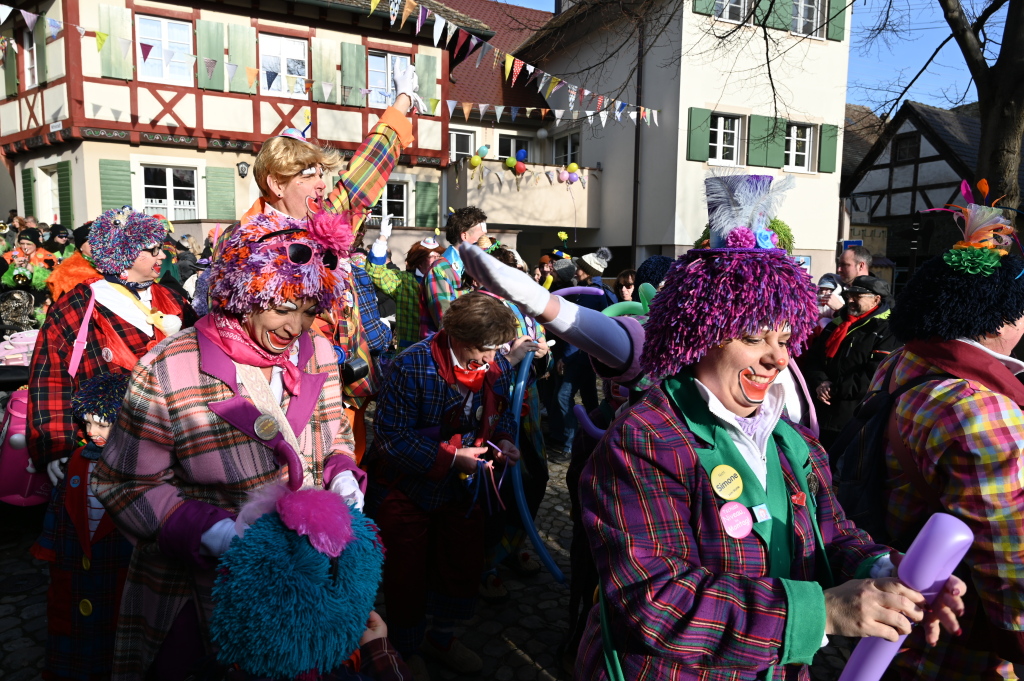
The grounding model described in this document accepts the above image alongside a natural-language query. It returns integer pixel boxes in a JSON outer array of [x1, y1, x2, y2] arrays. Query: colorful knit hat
[[89, 208, 167, 275], [71, 372, 130, 425], [891, 179, 1024, 343], [641, 174, 816, 378], [206, 210, 354, 315]]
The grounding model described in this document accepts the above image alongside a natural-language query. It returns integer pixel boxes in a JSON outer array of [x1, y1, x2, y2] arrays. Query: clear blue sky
[[502, 0, 1004, 114]]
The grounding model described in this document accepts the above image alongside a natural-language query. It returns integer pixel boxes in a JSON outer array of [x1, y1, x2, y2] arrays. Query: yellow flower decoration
[[557, 231, 568, 242]]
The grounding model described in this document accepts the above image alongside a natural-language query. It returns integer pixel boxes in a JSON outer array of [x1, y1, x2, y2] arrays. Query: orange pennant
[[461, 101, 473, 120], [400, 0, 416, 30], [246, 67, 259, 88]]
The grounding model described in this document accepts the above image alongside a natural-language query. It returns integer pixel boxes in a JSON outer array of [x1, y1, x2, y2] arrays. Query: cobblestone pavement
[[0, 458, 849, 681]]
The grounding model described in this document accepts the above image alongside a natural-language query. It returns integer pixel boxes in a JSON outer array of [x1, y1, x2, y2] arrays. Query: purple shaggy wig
[[640, 248, 818, 378], [90, 208, 167, 275]]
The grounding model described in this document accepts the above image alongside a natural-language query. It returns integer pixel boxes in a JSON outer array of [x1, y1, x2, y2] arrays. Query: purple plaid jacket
[[577, 383, 889, 680]]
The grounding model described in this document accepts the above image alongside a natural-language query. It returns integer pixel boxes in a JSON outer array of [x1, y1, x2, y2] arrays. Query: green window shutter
[[693, 0, 715, 16], [311, 37, 339, 104], [99, 5, 133, 80], [56, 161, 73, 226], [3, 29, 16, 97], [747, 115, 785, 168], [686, 108, 711, 162], [205, 167, 236, 220], [196, 20, 225, 91], [21, 168, 35, 218], [763, 0, 793, 30], [826, 0, 846, 41], [34, 13, 48, 84], [340, 43, 366, 107], [98, 160, 132, 211], [818, 124, 838, 173], [415, 54, 437, 105], [227, 24, 256, 94], [415, 181, 438, 229]]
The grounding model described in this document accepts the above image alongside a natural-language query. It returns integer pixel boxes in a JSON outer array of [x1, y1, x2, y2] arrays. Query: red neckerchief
[[824, 304, 879, 358], [904, 339, 1024, 406], [92, 283, 184, 370], [430, 330, 507, 446]]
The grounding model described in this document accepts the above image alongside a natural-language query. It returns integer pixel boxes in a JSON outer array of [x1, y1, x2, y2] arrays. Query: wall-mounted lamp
[[236, 161, 251, 179]]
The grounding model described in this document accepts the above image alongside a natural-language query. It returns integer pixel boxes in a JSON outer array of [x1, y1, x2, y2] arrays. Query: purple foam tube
[[837, 513, 973, 681], [552, 287, 604, 297]]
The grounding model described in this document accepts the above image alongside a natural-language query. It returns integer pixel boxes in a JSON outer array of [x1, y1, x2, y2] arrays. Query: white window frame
[[708, 114, 742, 166], [791, 0, 825, 37], [784, 123, 814, 173], [129, 154, 207, 220], [369, 181, 408, 227], [714, 0, 752, 23], [553, 133, 580, 166], [136, 15, 194, 86], [259, 33, 309, 100], [367, 51, 411, 109], [22, 30, 36, 89], [498, 134, 531, 161], [450, 129, 475, 163]]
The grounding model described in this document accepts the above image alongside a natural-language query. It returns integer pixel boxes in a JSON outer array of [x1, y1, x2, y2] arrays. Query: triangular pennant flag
[[526, 64, 535, 76], [388, 0, 401, 25], [478, 103, 489, 120], [266, 70, 279, 89], [504, 53, 514, 80], [525, 67, 540, 87], [454, 28, 469, 56], [95, 32, 108, 52], [653, 110, 659, 126], [163, 49, 175, 69], [140, 42, 154, 62], [47, 18, 61, 40], [91, 103, 102, 117], [19, 10, 37, 32], [475, 41, 492, 68], [492, 48, 503, 70], [120, 37, 132, 58], [511, 58, 525, 86], [615, 101, 626, 121], [551, 79, 566, 94], [185, 54, 197, 67], [246, 67, 259, 88], [545, 76, 559, 98], [640, 106, 648, 121], [204, 58, 217, 79], [572, 111, 580, 120], [225, 62, 238, 83], [110, 108, 122, 121], [628, 111, 637, 125], [545, 170, 555, 184], [429, 98, 440, 115], [585, 110, 594, 124], [0, 6, 12, 24], [596, 95, 605, 111], [540, 108, 549, 119], [461, 101, 472, 120], [582, 88, 590, 100], [567, 84, 577, 109], [369, 0, 382, 14], [554, 109, 564, 124], [433, 15, 446, 46], [469, 35, 479, 52], [286, 74, 297, 92], [76, 25, 86, 37], [579, 176, 587, 189], [400, 0, 416, 30], [525, 107, 534, 118], [416, 5, 429, 34], [304, 79, 314, 94], [444, 20, 456, 48], [493, 105, 504, 123], [510, 106, 520, 122], [323, 82, 334, 101], [361, 88, 372, 94], [342, 85, 352, 101], [446, 100, 457, 118], [599, 110, 608, 127]]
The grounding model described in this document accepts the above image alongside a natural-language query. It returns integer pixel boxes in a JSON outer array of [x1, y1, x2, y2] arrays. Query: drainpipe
[[630, 21, 645, 268]]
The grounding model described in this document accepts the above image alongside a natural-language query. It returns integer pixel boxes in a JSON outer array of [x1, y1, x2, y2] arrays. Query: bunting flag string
[[47, 18, 61, 40], [493, 105, 504, 123], [164, 50, 176, 69], [510, 58, 524, 86], [510, 106, 519, 122], [246, 66, 260, 88], [433, 16, 446, 47], [204, 58, 218, 80], [225, 62, 238, 83], [475, 42, 492, 68], [454, 28, 469, 56], [503, 53, 514, 80], [388, 0, 401, 26], [537, 73, 550, 94], [545, 76, 560, 98], [119, 37, 131, 58], [416, 6, 429, 35], [323, 82, 334, 101], [461, 101, 473, 120], [567, 83, 577, 110], [0, 6, 12, 24], [20, 9, 37, 31], [95, 32, 108, 52], [478, 103, 489, 120], [140, 42, 154, 62], [446, 100, 457, 118], [399, 0, 415, 30]]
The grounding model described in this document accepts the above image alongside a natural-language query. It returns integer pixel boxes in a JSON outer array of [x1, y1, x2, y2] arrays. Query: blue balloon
[[515, 149, 528, 162]]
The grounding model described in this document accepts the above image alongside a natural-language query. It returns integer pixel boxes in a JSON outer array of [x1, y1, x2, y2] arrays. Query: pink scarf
[[195, 314, 303, 395]]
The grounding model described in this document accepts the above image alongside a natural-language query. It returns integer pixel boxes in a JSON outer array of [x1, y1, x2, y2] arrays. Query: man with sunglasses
[[802, 275, 899, 450]]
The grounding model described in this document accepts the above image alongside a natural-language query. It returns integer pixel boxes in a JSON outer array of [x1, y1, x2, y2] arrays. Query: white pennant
[[599, 110, 608, 127], [433, 15, 446, 47], [225, 62, 238, 83], [444, 21, 456, 47], [76, 25, 86, 37], [653, 110, 659, 126], [478, 103, 489, 120], [0, 6, 12, 24], [322, 82, 333, 100], [525, 64, 534, 76], [554, 109, 564, 124], [571, 111, 580, 120], [119, 37, 131, 58], [493, 105, 504, 123], [19, 10, 37, 31], [545, 170, 555, 184], [585, 110, 594, 124], [538, 73, 550, 94], [446, 100, 456, 118], [163, 50, 176, 69], [628, 111, 637, 125]]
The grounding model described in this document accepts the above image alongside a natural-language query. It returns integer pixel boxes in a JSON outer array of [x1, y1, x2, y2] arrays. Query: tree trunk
[[974, 86, 1024, 210]]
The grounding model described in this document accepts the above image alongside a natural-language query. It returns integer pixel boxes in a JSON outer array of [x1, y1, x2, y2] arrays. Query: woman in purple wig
[[460, 175, 965, 680]]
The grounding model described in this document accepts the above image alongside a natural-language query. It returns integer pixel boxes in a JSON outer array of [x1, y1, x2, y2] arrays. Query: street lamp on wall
[[236, 161, 251, 179]]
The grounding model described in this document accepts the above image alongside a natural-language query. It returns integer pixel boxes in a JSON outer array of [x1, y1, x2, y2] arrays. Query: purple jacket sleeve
[[158, 499, 233, 570]]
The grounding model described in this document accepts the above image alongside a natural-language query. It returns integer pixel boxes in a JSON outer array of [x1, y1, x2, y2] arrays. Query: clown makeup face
[[246, 299, 319, 355], [267, 166, 327, 219], [693, 325, 791, 417], [85, 415, 112, 448], [123, 245, 166, 283]]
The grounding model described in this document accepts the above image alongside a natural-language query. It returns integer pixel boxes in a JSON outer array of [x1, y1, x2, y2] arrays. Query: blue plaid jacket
[[365, 335, 517, 513], [352, 265, 391, 355]]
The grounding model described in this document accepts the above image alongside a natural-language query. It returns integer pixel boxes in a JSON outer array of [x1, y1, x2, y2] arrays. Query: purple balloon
[[567, 172, 579, 183], [574, 404, 606, 440], [552, 286, 604, 297], [837, 513, 973, 681]]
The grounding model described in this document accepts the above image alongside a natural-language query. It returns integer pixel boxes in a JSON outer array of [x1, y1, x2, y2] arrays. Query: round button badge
[[254, 414, 280, 441], [720, 501, 753, 539], [710, 465, 743, 501]]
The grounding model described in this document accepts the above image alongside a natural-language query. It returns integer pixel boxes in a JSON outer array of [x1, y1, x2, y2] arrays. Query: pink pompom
[[307, 210, 357, 257], [237, 482, 290, 528], [725, 227, 756, 249], [277, 488, 354, 557]]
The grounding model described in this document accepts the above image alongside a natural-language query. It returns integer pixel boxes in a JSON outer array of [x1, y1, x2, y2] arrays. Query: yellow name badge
[[711, 464, 743, 501]]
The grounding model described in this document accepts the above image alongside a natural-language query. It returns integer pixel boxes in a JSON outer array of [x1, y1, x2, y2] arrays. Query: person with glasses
[[42, 224, 75, 262], [25, 208, 196, 681], [802, 275, 898, 450], [91, 209, 398, 681]]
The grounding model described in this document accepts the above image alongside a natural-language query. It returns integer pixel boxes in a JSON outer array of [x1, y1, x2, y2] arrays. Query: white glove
[[392, 64, 428, 115], [329, 470, 365, 511], [47, 457, 68, 486], [370, 240, 388, 259], [458, 241, 551, 318], [200, 517, 247, 557], [25, 458, 36, 474], [378, 213, 393, 241]]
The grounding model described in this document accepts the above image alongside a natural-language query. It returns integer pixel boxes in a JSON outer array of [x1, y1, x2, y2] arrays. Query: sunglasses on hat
[[257, 228, 339, 270]]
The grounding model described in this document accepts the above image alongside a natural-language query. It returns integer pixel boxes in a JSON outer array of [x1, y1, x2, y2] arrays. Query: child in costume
[[32, 372, 134, 681]]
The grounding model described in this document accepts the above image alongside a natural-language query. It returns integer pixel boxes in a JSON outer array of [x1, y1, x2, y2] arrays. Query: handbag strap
[[68, 294, 97, 379]]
